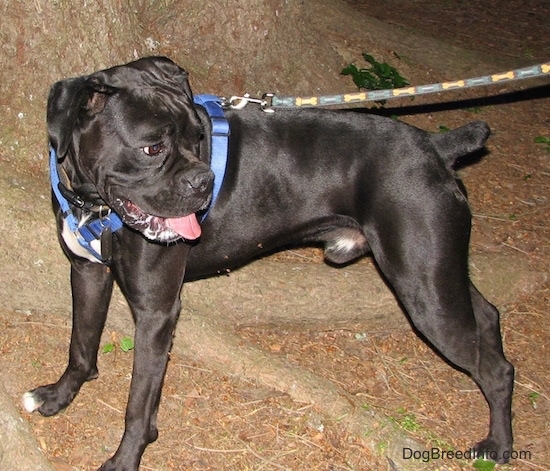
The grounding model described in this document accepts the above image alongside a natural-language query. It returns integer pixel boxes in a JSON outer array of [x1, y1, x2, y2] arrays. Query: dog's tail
[[429, 121, 491, 167]]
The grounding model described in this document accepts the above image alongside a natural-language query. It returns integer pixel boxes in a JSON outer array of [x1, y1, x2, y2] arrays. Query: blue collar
[[50, 147, 123, 262], [193, 94, 230, 221]]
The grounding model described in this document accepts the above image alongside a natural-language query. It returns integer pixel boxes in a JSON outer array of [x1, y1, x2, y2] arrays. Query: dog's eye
[[142, 143, 164, 156]]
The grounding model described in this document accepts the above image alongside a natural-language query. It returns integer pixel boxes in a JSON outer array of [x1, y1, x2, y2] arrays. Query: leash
[[223, 62, 550, 111], [50, 147, 123, 262]]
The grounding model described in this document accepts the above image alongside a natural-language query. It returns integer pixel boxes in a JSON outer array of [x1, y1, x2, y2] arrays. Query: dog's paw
[[473, 437, 512, 464], [97, 459, 120, 471], [22, 384, 73, 416], [22, 391, 43, 413], [98, 455, 140, 471]]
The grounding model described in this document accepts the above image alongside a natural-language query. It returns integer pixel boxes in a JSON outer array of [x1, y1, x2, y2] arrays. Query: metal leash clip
[[222, 93, 275, 113]]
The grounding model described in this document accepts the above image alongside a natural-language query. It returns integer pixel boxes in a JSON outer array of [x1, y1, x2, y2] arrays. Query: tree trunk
[[0, 0, 422, 163]]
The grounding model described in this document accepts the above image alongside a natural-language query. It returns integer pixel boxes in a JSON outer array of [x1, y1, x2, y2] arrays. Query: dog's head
[[48, 56, 214, 242]]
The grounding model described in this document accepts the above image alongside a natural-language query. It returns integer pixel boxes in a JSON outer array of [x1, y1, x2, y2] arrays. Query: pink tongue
[[167, 213, 202, 240]]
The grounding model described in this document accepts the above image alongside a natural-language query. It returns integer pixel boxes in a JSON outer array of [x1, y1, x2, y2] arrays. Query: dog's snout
[[182, 168, 214, 192]]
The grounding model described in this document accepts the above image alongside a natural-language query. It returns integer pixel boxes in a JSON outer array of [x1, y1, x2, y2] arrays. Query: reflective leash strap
[[224, 62, 550, 111]]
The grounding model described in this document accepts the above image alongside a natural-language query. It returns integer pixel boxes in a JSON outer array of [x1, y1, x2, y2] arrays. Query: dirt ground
[[0, 1, 548, 470]]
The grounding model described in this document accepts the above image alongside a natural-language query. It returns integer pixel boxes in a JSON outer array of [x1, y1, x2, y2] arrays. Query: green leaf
[[342, 52, 409, 96], [362, 53, 376, 65], [378, 63, 392, 77], [340, 63, 358, 76], [393, 74, 409, 88], [102, 343, 115, 354], [534, 136, 549, 144], [120, 336, 135, 353], [466, 106, 482, 114], [528, 391, 540, 409], [473, 458, 496, 471], [352, 74, 364, 89]]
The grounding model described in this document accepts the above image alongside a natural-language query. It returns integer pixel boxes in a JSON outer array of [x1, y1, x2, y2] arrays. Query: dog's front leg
[[99, 303, 180, 471], [24, 258, 114, 415], [99, 239, 189, 471]]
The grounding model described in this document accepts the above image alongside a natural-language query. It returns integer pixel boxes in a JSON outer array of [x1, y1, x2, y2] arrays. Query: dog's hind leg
[[377, 254, 513, 462], [467, 283, 514, 461], [366, 191, 514, 462], [24, 259, 114, 416]]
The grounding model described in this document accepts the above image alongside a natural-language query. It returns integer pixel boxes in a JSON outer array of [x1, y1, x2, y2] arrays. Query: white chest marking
[[61, 217, 103, 263]]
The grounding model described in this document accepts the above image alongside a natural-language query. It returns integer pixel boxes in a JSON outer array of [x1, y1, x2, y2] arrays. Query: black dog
[[24, 57, 514, 470]]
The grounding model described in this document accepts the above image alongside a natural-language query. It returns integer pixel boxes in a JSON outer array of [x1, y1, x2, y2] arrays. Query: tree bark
[[0, 0, 411, 163]]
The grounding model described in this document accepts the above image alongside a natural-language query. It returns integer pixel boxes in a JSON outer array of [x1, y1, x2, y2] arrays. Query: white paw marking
[[22, 391, 42, 413]]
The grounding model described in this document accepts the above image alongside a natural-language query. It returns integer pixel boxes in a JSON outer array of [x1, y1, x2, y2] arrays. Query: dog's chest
[[61, 217, 103, 263]]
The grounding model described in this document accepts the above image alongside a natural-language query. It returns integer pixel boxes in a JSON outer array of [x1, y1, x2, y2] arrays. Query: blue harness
[[50, 94, 229, 262], [193, 95, 230, 221], [50, 146, 124, 262]]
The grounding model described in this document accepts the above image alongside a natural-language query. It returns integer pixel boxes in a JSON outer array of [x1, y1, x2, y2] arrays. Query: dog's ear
[[47, 76, 115, 159], [150, 56, 194, 101], [179, 69, 194, 103]]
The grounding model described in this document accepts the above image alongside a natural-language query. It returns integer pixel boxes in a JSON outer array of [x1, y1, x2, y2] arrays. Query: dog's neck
[[55, 157, 109, 213]]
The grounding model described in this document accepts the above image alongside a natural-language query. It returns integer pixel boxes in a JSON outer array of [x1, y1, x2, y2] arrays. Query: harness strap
[[193, 94, 230, 221], [50, 147, 79, 232], [49, 147, 123, 262]]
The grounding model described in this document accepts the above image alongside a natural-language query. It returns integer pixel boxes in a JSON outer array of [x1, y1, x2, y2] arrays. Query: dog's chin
[[115, 199, 203, 243]]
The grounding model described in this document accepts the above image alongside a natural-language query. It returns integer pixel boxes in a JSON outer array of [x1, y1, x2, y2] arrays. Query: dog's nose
[[181, 168, 214, 193]]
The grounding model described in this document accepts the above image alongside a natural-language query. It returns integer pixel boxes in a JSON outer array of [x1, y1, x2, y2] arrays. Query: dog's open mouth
[[116, 199, 202, 242]]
